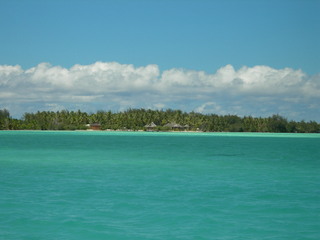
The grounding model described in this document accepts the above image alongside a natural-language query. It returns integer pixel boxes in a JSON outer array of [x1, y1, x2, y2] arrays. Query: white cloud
[[153, 103, 165, 109], [70, 95, 104, 102], [160, 65, 307, 94], [0, 62, 319, 121], [44, 103, 66, 112], [195, 101, 243, 116], [195, 102, 216, 114]]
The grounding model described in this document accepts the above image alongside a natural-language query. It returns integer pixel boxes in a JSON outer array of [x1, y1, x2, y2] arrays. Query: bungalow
[[89, 123, 101, 131], [144, 122, 157, 131], [184, 124, 190, 131], [164, 122, 183, 131]]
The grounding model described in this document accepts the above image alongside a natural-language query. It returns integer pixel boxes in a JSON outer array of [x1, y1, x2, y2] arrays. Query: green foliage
[[0, 109, 10, 130], [1, 108, 320, 133]]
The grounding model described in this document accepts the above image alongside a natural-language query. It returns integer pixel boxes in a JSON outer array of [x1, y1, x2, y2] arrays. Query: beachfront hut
[[164, 122, 183, 131], [144, 122, 157, 131], [183, 124, 190, 131], [89, 123, 101, 130]]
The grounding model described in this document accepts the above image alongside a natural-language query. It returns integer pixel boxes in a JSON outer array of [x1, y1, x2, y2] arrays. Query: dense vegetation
[[1, 108, 319, 133]]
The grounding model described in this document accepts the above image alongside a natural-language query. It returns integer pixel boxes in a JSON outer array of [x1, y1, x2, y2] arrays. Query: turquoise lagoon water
[[1, 131, 320, 240]]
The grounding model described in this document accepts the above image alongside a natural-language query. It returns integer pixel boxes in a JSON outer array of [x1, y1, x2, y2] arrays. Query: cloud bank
[[0, 62, 319, 121]]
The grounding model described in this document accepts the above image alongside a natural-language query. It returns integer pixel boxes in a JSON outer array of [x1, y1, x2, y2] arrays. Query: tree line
[[0, 108, 319, 133]]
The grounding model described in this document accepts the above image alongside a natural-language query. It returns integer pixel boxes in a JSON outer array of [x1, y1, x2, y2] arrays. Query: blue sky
[[0, 0, 320, 121]]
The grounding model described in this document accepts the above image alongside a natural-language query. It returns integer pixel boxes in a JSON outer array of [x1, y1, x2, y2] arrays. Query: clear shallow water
[[1, 131, 320, 240]]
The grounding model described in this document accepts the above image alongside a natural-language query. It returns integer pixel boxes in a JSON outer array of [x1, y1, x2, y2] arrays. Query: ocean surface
[[1, 131, 320, 240]]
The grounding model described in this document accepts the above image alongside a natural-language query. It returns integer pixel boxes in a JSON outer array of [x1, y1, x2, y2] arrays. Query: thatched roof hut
[[164, 122, 183, 130], [89, 123, 101, 130], [144, 122, 157, 131]]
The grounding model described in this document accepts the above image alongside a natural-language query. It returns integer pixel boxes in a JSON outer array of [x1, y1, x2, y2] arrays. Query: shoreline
[[0, 129, 203, 133], [2, 129, 320, 136]]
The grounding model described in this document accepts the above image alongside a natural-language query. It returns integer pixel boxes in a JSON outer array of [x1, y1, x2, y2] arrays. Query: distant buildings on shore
[[87, 122, 193, 132]]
